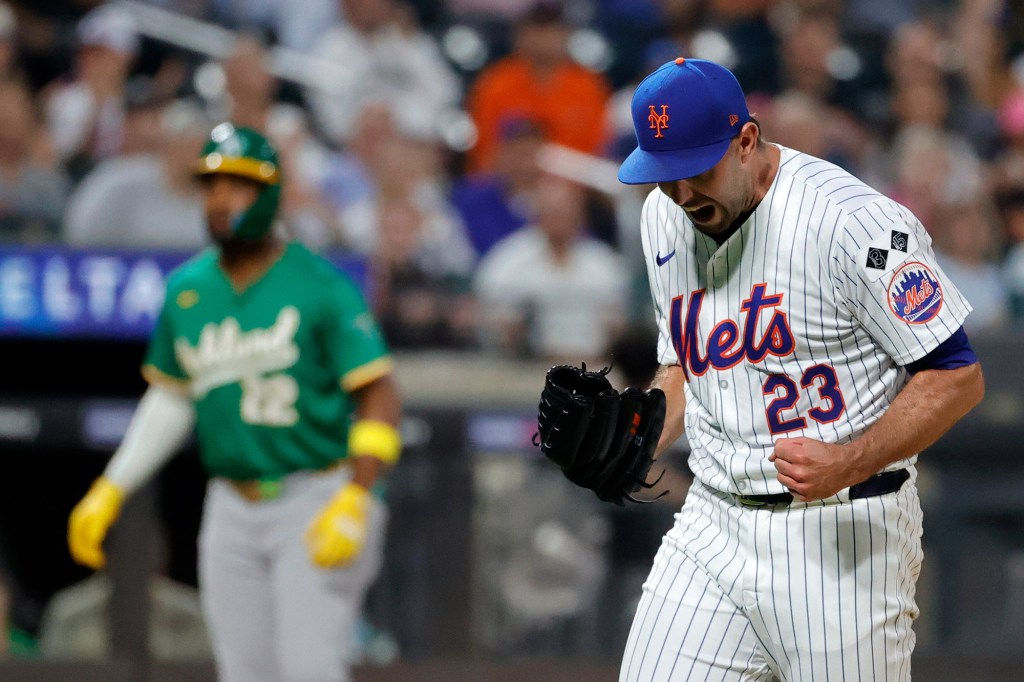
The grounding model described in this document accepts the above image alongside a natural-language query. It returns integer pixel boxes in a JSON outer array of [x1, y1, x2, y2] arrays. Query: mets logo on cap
[[887, 261, 943, 324], [648, 105, 669, 138]]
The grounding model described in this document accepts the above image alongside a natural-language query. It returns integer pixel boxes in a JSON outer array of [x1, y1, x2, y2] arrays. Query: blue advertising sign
[[0, 246, 367, 339]]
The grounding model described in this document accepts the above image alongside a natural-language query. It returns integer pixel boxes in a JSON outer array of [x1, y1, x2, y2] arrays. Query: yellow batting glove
[[305, 481, 370, 569], [68, 477, 125, 570]]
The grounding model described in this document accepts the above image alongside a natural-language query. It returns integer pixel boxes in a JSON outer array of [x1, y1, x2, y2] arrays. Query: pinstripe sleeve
[[640, 190, 679, 366], [829, 200, 972, 366]]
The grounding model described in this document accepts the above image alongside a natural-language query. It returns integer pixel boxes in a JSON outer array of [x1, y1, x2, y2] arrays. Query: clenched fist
[[769, 437, 868, 501]]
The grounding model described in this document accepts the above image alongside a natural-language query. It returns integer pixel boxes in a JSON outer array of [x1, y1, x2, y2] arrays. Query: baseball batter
[[615, 58, 985, 680], [67, 124, 401, 682]]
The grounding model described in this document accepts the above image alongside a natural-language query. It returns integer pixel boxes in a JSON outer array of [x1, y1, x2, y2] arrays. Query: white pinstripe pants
[[620, 472, 923, 681]]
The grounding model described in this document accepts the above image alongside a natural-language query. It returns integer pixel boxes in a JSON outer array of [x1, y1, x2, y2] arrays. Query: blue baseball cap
[[618, 58, 751, 184]]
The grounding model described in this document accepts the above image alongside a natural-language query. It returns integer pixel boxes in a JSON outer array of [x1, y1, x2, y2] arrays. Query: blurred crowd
[[3, 0, 1024, 362]]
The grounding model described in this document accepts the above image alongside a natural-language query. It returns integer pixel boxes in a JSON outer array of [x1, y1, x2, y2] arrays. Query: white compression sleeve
[[104, 384, 196, 495]]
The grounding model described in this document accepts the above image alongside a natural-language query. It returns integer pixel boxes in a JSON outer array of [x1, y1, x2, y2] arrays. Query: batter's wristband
[[349, 420, 402, 465]]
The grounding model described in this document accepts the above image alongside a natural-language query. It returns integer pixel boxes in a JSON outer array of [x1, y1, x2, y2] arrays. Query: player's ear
[[737, 121, 760, 161]]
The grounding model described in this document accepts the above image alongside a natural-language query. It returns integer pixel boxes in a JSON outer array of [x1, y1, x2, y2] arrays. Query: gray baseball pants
[[198, 466, 387, 682]]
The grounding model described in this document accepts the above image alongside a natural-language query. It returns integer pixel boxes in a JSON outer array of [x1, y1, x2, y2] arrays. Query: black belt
[[735, 469, 910, 507]]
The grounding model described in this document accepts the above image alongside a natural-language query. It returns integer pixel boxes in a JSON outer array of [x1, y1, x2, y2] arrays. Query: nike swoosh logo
[[656, 250, 676, 266]]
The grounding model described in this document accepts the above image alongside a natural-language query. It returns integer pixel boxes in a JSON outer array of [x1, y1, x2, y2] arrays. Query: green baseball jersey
[[143, 242, 392, 480]]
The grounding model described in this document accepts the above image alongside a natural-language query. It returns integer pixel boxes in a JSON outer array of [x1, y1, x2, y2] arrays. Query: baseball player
[[66, 124, 401, 682], [611, 58, 985, 680]]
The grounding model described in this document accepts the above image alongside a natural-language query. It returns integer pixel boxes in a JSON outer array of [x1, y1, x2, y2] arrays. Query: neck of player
[[710, 143, 781, 246], [219, 236, 284, 290]]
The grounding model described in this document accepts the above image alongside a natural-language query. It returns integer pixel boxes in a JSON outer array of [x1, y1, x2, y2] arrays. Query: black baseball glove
[[535, 363, 667, 505]]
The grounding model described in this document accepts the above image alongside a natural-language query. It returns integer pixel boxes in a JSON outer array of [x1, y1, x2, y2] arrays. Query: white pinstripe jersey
[[642, 145, 972, 496]]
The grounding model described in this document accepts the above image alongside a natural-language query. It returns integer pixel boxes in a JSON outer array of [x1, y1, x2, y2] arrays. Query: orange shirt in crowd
[[466, 56, 612, 173]]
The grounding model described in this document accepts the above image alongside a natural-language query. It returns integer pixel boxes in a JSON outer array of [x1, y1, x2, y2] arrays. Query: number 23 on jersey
[[670, 283, 848, 435]]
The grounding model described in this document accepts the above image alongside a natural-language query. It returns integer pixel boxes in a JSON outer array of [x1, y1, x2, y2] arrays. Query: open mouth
[[687, 205, 716, 224]]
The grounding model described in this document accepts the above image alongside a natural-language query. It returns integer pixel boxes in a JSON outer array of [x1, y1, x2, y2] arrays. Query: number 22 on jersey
[[241, 374, 300, 427]]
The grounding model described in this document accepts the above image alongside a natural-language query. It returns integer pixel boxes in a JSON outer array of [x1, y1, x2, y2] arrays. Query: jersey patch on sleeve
[[890, 230, 909, 252], [865, 247, 888, 270], [887, 261, 943, 324], [858, 228, 919, 281]]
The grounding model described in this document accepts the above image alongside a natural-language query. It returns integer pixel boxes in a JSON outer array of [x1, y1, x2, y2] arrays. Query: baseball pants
[[621, 471, 923, 681], [199, 466, 387, 682]]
